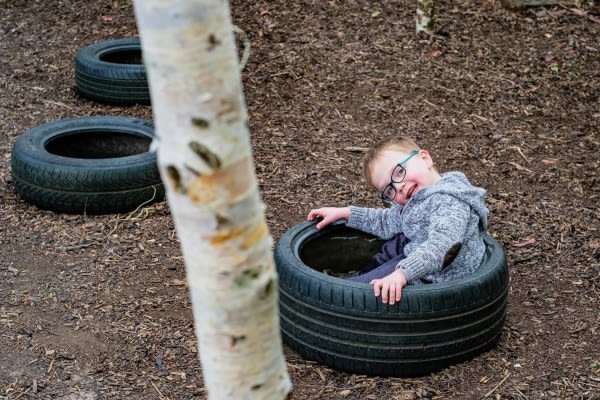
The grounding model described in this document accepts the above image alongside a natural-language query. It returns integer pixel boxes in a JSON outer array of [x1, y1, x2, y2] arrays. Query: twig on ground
[[344, 146, 368, 152], [558, 3, 600, 24], [151, 381, 168, 400], [125, 185, 159, 220], [422, 99, 440, 108], [509, 161, 534, 173], [55, 242, 92, 252], [508, 146, 530, 163], [514, 386, 529, 399], [484, 372, 511, 398], [41, 99, 73, 109]]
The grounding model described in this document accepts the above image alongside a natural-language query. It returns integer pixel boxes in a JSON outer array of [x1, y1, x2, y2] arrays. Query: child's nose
[[394, 184, 405, 200], [397, 182, 406, 194]]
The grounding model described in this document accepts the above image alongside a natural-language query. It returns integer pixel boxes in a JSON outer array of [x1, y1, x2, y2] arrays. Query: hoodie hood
[[415, 171, 488, 230]]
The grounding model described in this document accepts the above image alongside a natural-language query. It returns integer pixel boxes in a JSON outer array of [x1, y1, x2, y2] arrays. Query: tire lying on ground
[[274, 221, 509, 377], [11, 116, 164, 214], [75, 37, 149, 105]]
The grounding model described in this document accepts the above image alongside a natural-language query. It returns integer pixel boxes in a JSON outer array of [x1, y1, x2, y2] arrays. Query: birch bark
[[416, 0, 435, 33], [132, 1, 292, 399]]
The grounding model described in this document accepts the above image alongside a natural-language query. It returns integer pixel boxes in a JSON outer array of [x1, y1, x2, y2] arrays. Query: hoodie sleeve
[[346, 205, 403, 240], [395, 194, 470, 281]]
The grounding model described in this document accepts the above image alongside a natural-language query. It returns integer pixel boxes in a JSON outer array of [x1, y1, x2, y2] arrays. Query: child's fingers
[[370, 280, 381, 297], [315, 215, 332, 229], [388, 285, 396, 305], [370, 279, 403, 304], [308, 211, 325, 224], [381, 282, 389, 304], [316, 218, 330, 229]]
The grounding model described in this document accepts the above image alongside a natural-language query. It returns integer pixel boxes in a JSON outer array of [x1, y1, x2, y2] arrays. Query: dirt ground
[[1, 0, 599, 399]]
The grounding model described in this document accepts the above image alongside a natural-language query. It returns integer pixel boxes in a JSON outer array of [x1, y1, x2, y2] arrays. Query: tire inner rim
[[45, 131, 151, 159], [300, 226, 385, 276], [100, 49, 142, 65]]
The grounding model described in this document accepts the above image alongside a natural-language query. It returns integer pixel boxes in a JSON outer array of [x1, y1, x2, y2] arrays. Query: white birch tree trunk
[[416, 0, 435, 33], [132, 1, 292, 398]]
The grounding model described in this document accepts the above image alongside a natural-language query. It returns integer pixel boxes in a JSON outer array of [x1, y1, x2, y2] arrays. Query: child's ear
[[420, 150, 435, 168]]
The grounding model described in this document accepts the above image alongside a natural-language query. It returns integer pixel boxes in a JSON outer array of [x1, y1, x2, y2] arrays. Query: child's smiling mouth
[[406, 184, 417, 199]]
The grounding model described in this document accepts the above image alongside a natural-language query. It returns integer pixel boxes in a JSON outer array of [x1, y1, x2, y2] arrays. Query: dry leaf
[[589, 239, 600, 249]]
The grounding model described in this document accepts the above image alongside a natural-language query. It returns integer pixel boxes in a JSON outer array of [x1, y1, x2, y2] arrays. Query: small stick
[[335, 108, 343, 120], [508, 146, 530, 163], [509, 161, 534, 173], [151, 381, 167, 400], [41, 99, 73, 109], [484, 372, 511, 398], [422, 99, 439, 108], [538, 135, 566, 142], [514, 387, 528, 399], [344, 146, 368, 152], [47, 358, 55, 373], [55, 242, 93, 252]]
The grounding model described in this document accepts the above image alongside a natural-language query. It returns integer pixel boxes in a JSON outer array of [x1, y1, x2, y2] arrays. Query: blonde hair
[[362, 136, 421, 188]]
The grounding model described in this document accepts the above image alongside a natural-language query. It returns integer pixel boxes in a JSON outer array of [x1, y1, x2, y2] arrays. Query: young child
[[307, 136, 489, 305]]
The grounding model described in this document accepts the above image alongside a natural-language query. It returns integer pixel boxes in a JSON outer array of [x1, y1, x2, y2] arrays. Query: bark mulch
[[0, 0, 598, 399]]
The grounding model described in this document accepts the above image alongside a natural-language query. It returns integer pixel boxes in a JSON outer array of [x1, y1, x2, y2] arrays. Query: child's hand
[[307, 207, 350, 229], [370, 269, 408, 305]]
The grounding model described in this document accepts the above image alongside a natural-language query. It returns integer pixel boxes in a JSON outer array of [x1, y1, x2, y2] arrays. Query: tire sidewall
[[75, 37, 144, 76], [276, 221, 508, 319], [11, 116, 159, 190]]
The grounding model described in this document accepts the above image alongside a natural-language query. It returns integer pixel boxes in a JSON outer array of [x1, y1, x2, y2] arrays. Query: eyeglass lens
[[382, 165, 407, 202], [391, 165, 406, 183], [383, 185, 396, 201]]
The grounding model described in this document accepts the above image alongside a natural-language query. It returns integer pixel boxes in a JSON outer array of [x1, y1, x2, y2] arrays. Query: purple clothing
[[348, 233, 409, 283]]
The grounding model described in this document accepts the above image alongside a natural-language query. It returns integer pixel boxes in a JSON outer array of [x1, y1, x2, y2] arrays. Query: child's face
[[369, 148, 440, 206]]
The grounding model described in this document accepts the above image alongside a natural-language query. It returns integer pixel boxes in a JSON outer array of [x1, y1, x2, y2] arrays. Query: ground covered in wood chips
[[1, 0, 599, 399]]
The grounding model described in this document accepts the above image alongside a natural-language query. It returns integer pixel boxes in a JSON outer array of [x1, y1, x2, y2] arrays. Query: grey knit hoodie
[[347, 171, 489, 284]]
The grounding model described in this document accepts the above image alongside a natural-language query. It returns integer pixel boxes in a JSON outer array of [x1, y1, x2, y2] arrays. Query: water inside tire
[[299, 226, 385, 276]]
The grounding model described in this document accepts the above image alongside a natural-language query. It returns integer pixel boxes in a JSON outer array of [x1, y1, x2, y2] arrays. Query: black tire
[[75, 37, 150, 105], [11, 116, 164, 214], [274, 221, 509, 377]]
